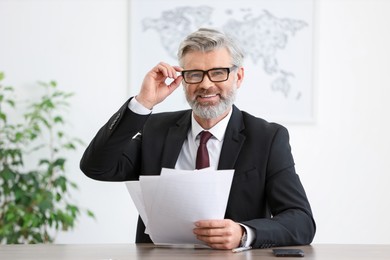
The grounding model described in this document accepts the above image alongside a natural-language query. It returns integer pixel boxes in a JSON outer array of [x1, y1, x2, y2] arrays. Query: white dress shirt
[[174, 109, 231, 170]]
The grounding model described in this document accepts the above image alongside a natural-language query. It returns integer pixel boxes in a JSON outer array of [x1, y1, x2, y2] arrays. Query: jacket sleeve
[[79, 98, 149, 181], [243, 126, 316, 248]]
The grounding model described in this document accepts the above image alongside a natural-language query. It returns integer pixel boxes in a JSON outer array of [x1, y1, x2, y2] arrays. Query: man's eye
[[188, 72, 203, 78], [210, 71, 224, 76]]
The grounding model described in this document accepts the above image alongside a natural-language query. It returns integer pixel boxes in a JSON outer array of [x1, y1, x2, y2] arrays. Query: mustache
[[194, 88, 218, 96]]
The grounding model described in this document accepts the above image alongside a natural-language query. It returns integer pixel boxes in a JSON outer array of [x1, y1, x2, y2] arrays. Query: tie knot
[[199, 131, 213, 144]]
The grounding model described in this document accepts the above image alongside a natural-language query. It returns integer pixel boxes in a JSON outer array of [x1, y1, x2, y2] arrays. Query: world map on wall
[[140, 6, 308, 99]]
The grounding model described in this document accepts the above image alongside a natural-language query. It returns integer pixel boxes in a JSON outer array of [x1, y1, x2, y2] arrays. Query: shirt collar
[[191, 108, 233, 142]]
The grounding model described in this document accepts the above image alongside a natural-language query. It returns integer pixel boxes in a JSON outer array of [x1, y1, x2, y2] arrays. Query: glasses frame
[[181, 66, 237, 84]]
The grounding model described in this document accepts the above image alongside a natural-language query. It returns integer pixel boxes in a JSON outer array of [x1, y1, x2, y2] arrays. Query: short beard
[[185, 86, 237, 119]]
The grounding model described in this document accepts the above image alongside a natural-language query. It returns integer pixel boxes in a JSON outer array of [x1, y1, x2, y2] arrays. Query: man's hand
[[136, 62, 183, 109], [193, 219, 244, 250]]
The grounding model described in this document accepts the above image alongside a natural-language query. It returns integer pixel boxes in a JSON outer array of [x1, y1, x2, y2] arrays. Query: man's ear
[[235, 67, 244, 89]]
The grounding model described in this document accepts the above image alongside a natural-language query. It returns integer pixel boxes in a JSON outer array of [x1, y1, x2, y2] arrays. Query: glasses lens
[[208, 68, 229, 82], [183, 70, 204, 83]]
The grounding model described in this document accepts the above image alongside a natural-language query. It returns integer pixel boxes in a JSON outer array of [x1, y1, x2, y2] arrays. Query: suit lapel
[[160, 107, 246, 170], [218, 106, 246, 170], [161, 111, 192, 168]]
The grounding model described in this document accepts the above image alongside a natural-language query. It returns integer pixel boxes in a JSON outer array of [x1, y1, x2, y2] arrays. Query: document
[[125, 168, 234, 246]]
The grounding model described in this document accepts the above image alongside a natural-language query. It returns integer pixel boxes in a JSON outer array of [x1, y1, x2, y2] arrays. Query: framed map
[[129, 0, 314, 123]]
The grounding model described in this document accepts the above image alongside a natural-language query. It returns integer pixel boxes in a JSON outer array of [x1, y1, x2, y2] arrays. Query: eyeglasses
[[181, 66, 237, 84]]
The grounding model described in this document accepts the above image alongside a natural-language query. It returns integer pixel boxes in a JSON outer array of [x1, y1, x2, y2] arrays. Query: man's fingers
[[195, 219, 228, 228], [156, 62, 182, 79], [167, 76, 183, 91], [193, 219, 243, 250], [195, 234, 237, 250], [193, 227, 234, 238]]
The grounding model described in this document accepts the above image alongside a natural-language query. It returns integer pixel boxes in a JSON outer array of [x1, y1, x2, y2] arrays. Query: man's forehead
[[181, 48, 232, 69]]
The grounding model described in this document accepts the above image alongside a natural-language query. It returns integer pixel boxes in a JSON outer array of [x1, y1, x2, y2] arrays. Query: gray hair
[[177, 28, 244, 68]]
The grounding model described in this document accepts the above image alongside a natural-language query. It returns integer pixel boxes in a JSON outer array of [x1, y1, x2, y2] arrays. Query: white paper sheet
[[125, 181, 148, 226], [125, 168, 234, 246]]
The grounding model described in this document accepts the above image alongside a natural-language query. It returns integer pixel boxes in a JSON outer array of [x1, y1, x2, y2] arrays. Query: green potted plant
[[0, 72, 94, 243]]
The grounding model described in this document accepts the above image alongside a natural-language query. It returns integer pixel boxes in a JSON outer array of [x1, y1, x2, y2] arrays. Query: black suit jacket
[[80, 98, 316, 248]]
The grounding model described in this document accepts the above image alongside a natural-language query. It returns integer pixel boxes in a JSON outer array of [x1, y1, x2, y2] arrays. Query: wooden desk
[[0, 244, 389, 260]]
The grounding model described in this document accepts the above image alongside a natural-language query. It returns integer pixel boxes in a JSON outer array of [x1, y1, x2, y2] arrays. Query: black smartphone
[[272, 248, 305, 257]]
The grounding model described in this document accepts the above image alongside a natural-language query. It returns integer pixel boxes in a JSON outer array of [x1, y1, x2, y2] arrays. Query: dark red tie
[[196, 131, 213, 169]]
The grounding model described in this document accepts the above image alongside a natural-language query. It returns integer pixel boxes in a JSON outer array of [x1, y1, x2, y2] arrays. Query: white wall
[[0, 0, 389, 244], [295, 0, 390, 243], [0, 0, 135, 243]]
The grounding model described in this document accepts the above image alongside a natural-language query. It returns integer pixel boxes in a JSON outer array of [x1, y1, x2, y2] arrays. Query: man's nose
[[199, 73, 213, 88]]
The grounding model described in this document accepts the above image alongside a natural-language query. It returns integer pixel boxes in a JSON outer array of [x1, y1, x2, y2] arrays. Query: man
[[80, 28, 316, 250]]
